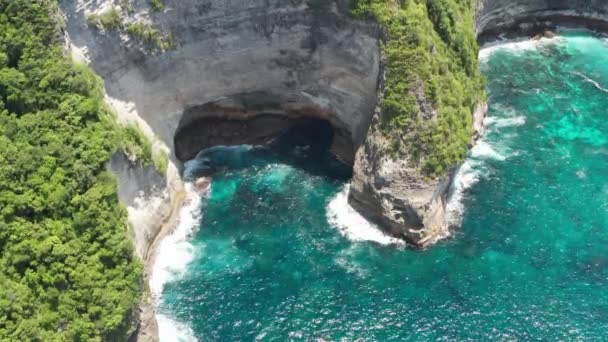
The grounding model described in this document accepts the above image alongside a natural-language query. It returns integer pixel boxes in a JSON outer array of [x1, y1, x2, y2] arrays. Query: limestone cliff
[[62, 0, 380, 255], [477, 0, 608, 40], [349, 102, 487, 247], [62, 0, 380, 166]]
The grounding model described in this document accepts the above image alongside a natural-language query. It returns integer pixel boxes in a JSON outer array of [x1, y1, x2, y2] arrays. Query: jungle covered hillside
[[0, 1, 142, 340]]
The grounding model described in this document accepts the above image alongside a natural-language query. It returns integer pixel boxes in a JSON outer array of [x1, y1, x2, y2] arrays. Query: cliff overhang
[[173, 91, 355, 164], [476, 1, 608, 42]]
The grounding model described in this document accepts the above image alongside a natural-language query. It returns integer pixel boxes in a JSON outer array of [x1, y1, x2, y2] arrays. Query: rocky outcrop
[[476, 0, 608, 40], [349, 98, 487, 247], [347, 0, 608, 247], [107, 151, 183, 260]]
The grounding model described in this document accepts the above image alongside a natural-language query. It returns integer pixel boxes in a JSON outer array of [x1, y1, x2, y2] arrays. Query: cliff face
[[62, 0, 380, 258], [349, 102, 486, 247], [62, 0, 380, 165], [477, 0, 608, 39]]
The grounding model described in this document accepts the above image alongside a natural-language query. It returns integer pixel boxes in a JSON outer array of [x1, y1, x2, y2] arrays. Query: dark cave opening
[[173, 104, 355, 167], [181, 115, 352, 181]]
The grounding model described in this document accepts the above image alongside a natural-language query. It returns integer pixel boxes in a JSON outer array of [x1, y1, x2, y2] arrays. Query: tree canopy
[[0, 1, 142, 340]]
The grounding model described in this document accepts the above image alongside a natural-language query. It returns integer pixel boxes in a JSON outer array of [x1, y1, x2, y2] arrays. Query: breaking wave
[[157, 314, 198, 342], [326, 185, 405, 246], [478, 36, 562, 62], [151, 181, 209, 342]]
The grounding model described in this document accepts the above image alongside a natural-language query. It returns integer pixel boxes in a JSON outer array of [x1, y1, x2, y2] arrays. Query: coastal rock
[[348, 102, 487, 247], [476, 0, 608, 41], [107, 151, 182, 260]]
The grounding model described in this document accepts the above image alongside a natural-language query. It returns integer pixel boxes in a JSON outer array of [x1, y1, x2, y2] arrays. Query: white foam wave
[[446, 158, 485, 225], [151, 183, 205, 295], [335, 246, 370, 278], [157, 314, 198, 342], [151, 181, 210, 342], [446, 123, 512, 224], [485, 115, 526, 129], [479, 36, 562, 62], [326, 185, 405, 246], [572, 71, 608, 94], [470, 140, 507, 161]]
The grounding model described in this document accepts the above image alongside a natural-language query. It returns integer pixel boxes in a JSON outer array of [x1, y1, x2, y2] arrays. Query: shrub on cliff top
[[87, 7, 122, 31]]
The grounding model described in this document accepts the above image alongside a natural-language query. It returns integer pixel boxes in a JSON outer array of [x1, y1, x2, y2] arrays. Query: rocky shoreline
[[133, 189, 185, 342], [131, 176, 212, 341]]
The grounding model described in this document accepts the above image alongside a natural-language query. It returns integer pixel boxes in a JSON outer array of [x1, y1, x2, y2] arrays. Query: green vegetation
[[0, 1, 143, 340], [150, 0, 164, 12], [87, 7, 122, 31], [121, 124, 153, 166], [85, 5, 174, 52], [120, 0, 134, 13], [127, 22, 174, 50], [153, 150, 169, 176], [351, 0, 485, 176]]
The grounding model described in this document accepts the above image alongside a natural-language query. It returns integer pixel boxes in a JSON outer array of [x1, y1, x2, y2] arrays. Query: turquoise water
[[158, 33, 608, 340]]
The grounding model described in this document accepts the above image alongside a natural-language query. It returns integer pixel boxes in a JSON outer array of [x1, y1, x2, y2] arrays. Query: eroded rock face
[[349, 101, 487, 247], [62, 0, 380, 166], [477, 0, 608, 40], [173, 91, 355, 163]]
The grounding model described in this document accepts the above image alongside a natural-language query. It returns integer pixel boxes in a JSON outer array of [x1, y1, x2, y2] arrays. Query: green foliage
[[120, 123, 153, 166], [120, 0, 134, 13], [87, 7, 122, 31], [350, 0, 372, 17], [127, 22, 175, 51], [150, 0, 164, 12], [153, 150, 169, 176], [352, 0, 485, 177], [0, 1, 141, 340]]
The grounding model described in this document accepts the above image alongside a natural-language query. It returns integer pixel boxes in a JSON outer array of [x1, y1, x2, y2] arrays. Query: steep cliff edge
[[62, 0, 380, 166], [347, 0, 485, 247]]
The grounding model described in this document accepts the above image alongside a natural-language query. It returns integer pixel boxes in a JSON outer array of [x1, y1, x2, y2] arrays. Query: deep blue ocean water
[[156, 32, 608, 340]]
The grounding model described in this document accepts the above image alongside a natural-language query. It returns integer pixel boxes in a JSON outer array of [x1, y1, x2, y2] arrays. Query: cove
[[154, 32, 608, 340]]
